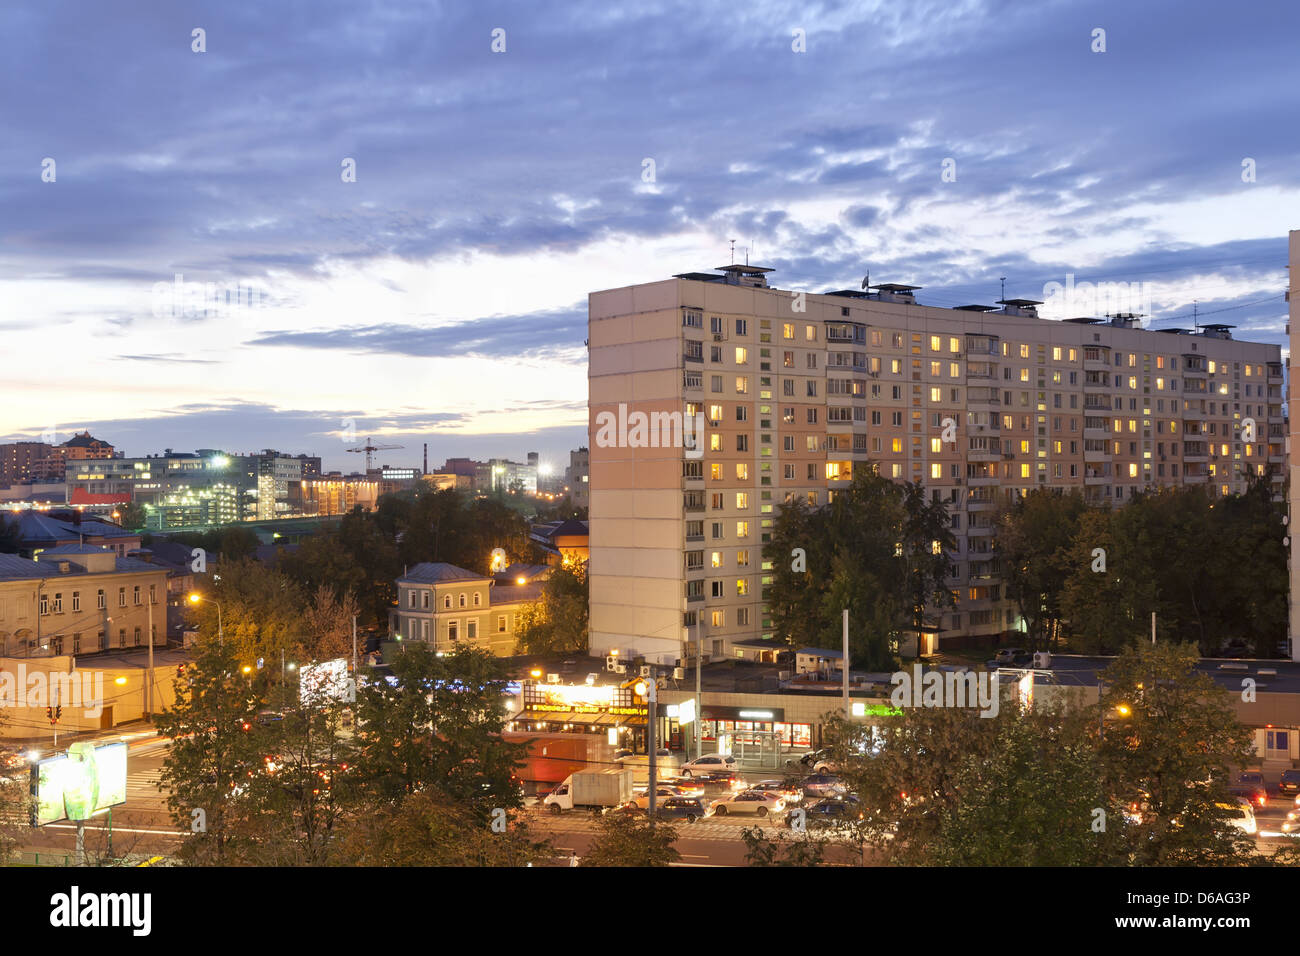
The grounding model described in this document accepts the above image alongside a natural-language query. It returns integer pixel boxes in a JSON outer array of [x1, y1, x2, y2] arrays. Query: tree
[[0, 518, 22, 554], [155, 638, 268, 864], [995, 489, 1090, 651], [186, 556, 306, 668], [739, 825, 831, 867], [338, 790, 551, 866], [1059, 507, 1137, 654], [223, 686, 360, 866], [927, 703, 1126, 866], [764, 469, 953, 666], [117, 501, 147, 531], [514, 562, 589, 655], [353, 644, 525, 817], [1097, 642, 1259, 865], [580, 812, 680, 866], [300, 584, 359, 662]]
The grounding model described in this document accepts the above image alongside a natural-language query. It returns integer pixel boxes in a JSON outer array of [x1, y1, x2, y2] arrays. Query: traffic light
[[46, 706, 52, 723], [55, 706, 61, 721]]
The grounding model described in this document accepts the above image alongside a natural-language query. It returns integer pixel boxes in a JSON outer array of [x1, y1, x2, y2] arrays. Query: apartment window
[[467, 620, 477, 640], [71, 591, 80, 613], [97, 589, 105, 609], [783, 322, 794, 339], [133, 626, 142, 646], [807, 409, 818, 424], [736, 521, 750, 537], [736, 434, 749, 451], [118, 587, 126, 608], [497, 615, 507, 633], [735, 347, 748, 364], [421, 590, 430, 611], [448, 620, 459, 641], [736, 463, 749, 480], [736, 376, 749, 394], [119, 629, 127, 648], [711, 374, 723, 392], [408, 590, 417, 609], [805, 325, 816, 342], [459, 593, 467, 608], [444, 594, 452, 609], [735, 319, 747, 336], [683, 308, 703, 328], [473, 592, 481, 607], [711, 316, 723, 334], [736, 550, 750, 567]]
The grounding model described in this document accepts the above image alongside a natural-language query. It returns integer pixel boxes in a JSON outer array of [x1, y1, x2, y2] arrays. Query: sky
[[2, 0, 1297, 473]]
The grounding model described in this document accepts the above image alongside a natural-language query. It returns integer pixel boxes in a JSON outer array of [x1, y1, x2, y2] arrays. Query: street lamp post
[[188, 593, 223, 643]]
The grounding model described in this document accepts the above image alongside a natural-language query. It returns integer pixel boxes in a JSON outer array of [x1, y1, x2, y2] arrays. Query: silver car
[[709, 789, 785, 817]]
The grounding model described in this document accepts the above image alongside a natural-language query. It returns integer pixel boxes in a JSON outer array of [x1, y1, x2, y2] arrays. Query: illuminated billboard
[[32, 741, 128, 826], [300, 658, 355, 705]]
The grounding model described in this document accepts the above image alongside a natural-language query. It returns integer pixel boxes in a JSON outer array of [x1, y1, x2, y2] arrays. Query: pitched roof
[[35, 543, 112, 556], [550, 518, 589, 537], [398, 562, 486, 585], [1, 511, 135, 543]]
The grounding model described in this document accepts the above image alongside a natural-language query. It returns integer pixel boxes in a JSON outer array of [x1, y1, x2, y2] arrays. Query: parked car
[[802, 773, 846, 798], [652, 797, 707, 823], [678, 754, 738, 779], [1279, 770, 1300, 794], [749, 780, 803, 803], [1236, 770, 1267, 789], [709, 789, 785, 817], [1228, 783, 1268, 809], [993, 648, 1025, 665]]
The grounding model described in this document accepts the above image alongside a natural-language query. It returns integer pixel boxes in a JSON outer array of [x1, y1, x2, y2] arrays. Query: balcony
[[1083, 426, 1110, 440], [1082, 376, 1111, 392], [966, 448, 1001, 462], [1181, 405, 1206, 420], [966, 473, 1000, 486], [1084, 448, 1110, 463], [1183, 472, 1208, 484]]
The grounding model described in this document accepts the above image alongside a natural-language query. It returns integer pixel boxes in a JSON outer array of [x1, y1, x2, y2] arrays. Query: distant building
[[564, 447, 589, 508], [1, 511, 142, 558], [440, 455, 540, 494], [530, 518, 589, 568], [293, 473, 381, 516], [0, 432, 115, 485], [389, 561, 551, 657]]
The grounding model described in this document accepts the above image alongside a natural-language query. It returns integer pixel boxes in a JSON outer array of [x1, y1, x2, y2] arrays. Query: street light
[[188, 592, 223, 643]]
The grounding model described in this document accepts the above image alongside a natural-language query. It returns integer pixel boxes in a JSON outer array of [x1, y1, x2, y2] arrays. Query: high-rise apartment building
[[590, 264, 1286, 664]]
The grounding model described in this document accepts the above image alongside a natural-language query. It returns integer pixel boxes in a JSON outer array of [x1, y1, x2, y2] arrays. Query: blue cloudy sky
[[2, 0, 1296, 473]]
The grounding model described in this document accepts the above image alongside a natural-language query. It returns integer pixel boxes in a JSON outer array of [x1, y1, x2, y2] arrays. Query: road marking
[[46, 823, 182, 836]]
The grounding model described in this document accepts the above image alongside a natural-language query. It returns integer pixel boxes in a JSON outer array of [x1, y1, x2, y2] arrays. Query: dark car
[[1236, 771, 1266, 788], [652, 798, 706, 823], [1279, 770, 1300, 794], [802, 773, 846, 798], [1228, 783, 1268, 809], [787, 796, 864, 829]]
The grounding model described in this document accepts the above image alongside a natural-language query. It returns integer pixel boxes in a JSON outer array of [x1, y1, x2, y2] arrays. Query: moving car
[[786, 795, 865, 830], [1216, 797, 1257, 836], [708, 789, 785, 817], [653, 797, 707, 823], [632, 785, 686, 809], [1228, 783, 1267, 809], [802, 773, 846, 798], [678, 754, 738, 778], [749, 780, 803, 803]]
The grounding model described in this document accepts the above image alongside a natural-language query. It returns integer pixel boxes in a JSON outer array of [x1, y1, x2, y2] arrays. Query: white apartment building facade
[[590, 264, 1286, 665]]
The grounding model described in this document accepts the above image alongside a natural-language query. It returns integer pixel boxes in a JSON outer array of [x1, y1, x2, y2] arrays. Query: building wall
[[391, 579, 521, 657], [0, 568, 168, 657], [591, 273, 1286, 662], [1290, 229, 1299, 663]]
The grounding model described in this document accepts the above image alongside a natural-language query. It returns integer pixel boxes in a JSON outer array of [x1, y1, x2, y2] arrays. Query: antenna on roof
[[999, 277, 1007, 302], [729, 239, 736, 265], [1192, 299, 1199, 332]]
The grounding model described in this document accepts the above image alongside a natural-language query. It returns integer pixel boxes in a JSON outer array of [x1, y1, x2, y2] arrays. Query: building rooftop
[[397, 562, 487, 585]]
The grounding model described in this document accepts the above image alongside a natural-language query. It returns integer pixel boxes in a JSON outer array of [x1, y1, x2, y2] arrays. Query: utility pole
[[146, 589, 155, 719], [695, 625, 702, 760], [1151, 611, 1156, 645], [352, 615, 358, 673], [647, 678, 658, 822], [842, 608, 850, 719]]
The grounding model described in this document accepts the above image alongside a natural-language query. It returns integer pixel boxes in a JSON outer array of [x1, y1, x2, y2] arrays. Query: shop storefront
[[697, 705, 812, 752], [506, 680, 647, 749]]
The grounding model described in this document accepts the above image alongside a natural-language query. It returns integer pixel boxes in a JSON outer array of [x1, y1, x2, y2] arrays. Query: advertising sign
[[32, 741, 128, 826], [300, 659, 354, 705]]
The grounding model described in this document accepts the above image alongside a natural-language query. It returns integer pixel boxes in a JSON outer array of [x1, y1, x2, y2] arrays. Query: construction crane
[[346, 436, 404, 471]]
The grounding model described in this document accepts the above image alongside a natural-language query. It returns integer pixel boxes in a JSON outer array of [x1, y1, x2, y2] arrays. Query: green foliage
[[155, 638, 268, 864], [117, 501, 147, 531], [514, 562, 589, 655], [1058, 482, 1287, 654], [337, 790, 551, 866], [739, 825, 831, 866], [353, 644, 525, 817], [1097, 642, 1258, 865], [187, 556, 305, 666], [822, 642, 1261, 867], [580, 812, 680, 867], [995, 489, 1089, 650], [764, 469, 953, 667], [168, 526, 260, 562]]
